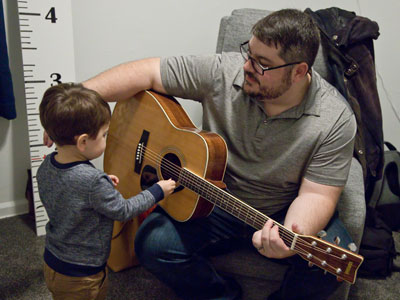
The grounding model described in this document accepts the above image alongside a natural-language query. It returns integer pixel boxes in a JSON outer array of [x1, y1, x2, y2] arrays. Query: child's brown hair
[[39, 83, 111, 146]]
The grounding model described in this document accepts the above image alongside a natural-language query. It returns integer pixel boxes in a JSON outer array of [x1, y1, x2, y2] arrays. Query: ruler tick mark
[[19, 12, 41, 16], [25, 80, 45, 83]]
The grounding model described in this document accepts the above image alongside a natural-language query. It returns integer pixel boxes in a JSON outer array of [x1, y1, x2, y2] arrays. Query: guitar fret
[[179, 169, 361, 283], [179, 169, 292, 233], [178, 167, 361, 282], [180, 168, 267, 228]]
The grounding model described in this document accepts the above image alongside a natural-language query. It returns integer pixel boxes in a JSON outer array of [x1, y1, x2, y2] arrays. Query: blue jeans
[[134, 206, 345, 300]]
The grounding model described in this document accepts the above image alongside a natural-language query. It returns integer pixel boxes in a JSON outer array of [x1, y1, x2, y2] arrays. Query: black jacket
[[306, 7, 383, 200]]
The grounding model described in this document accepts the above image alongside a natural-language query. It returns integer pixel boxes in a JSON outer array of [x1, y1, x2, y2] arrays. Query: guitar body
[[104, 90, 227, 271], [104, 91, 363, 283]]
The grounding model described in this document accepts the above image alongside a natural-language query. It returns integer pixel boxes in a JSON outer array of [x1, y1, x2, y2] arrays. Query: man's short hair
[[252, 9, 320, 69], [39, 83, 111, 146]]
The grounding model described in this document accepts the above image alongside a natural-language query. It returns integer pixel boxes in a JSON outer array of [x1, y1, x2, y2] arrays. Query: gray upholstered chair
[[210, 8, 366, 300]]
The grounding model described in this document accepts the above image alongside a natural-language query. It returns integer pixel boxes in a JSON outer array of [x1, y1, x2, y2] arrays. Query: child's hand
[[157, 179, 176, 198], [108, 175, 119, 186]]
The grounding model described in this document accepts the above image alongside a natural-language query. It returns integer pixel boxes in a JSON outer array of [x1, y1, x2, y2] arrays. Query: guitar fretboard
[[178, 168, 294, 246]]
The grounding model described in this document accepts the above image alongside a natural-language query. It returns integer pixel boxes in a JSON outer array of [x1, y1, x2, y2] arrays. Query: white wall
[[0, 0, 31, 218], [1, 0, 399, 218]]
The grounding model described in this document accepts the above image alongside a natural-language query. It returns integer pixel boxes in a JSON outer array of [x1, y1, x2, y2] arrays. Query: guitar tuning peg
[[317, 230, 327, 238], [348, 242, 357, 252], [308, 261, 313, 268], [324, 270, 327, 275], [334, 236, 341, 245]]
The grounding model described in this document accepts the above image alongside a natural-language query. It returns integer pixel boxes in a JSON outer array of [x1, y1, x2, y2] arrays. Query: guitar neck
[[177, 168, 363, 284], [178, 168, 295, 246]]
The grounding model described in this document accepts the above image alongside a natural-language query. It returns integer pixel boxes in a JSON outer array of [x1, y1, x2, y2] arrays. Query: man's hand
[[43, 131, 54, 147], [252, 220, 302, 259], [108, 175, 119, 187]]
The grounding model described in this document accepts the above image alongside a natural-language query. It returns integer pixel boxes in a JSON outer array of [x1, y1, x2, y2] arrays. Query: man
[[82, 8, 356, 300]]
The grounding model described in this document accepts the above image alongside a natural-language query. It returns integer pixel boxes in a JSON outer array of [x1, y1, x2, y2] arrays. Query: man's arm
[[252, 178, 343, 259], [43, 58, 166, 146], [285, 177, 342, 236], [83, 57, 167, 102]]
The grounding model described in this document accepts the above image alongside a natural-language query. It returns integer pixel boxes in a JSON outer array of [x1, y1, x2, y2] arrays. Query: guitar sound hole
[[140, 165, 159, 190], [161, 153, 184, 193], [140, 163, 184, 193], [161, 153, 180, 181]]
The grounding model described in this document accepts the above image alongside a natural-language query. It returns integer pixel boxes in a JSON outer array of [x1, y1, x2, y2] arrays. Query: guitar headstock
[[295, 235, 363, 284]]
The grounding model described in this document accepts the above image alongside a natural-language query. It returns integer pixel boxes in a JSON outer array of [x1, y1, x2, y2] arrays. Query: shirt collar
[[50, 152, 93, 169], [301, 68, 321, 117], [233, 64, 245, 88]]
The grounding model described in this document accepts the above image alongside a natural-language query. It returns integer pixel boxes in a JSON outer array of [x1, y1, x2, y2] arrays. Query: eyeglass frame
[[240, 41, 302, 75]]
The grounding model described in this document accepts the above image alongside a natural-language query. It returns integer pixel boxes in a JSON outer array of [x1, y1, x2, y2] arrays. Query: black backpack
[[369, 142, 400, 231], [358, 141, 400, 278], [358, 207, 399, 277]]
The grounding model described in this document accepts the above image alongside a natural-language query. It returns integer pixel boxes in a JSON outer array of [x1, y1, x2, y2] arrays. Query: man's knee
[[134, 210, 173, 264]]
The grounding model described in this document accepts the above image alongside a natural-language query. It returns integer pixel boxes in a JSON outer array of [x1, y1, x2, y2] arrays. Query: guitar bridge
[[134, 130, 150, 174]]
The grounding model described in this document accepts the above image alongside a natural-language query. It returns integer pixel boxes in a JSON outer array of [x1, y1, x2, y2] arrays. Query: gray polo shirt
[[161, 52, 356, 215]]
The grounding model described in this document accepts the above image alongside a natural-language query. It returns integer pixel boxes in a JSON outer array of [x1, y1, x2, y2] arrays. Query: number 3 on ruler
[[51, 73, 62, 85]]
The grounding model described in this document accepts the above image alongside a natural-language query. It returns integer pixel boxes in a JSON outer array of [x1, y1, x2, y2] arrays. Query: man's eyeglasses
[[240, 41, 301, 76]]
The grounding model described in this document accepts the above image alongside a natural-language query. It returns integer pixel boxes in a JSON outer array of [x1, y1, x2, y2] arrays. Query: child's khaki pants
[[44, 263, 108, 300]]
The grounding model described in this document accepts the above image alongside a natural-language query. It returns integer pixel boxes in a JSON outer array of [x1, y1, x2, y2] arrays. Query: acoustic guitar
[[104, 90, 363, 283]]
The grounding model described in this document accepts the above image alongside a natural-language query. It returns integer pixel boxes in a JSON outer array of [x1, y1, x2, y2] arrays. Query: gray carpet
[[1, 214, 399, 300]]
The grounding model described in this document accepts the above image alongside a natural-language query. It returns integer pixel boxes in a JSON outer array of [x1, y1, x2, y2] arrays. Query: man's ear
[[76, 134, 89, 152], [292, 62, 309, 83]]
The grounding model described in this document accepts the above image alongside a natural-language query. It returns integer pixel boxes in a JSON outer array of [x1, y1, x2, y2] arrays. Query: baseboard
[[0, 199, 29, 219]]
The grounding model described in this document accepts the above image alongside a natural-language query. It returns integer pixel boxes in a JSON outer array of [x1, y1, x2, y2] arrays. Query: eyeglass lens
[[240, 42, 264, 75]]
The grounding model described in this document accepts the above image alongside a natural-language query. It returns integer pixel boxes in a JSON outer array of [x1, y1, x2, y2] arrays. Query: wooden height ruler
[[17, 0, 76, 236]]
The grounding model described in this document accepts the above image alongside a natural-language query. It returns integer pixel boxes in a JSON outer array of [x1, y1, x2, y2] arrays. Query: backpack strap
[[369, 142, 400, 208], [385, 141, 397, 151]]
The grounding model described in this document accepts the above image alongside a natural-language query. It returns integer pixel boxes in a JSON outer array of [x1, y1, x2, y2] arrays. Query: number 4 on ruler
[[45, 7, 57, 23]]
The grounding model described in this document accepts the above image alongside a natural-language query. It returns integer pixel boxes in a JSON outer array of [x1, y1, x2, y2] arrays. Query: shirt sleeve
[[305, 112, 357, 186], [160, 54, 221, 102], [89, 174, 161, 221]]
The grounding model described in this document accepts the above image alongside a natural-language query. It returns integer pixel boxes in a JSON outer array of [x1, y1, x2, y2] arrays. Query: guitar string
[[139, 145, 351, 263], [140, 145, 279, 228], [143, 147, 358, 280], [140, 145, 332, 253], [138, 146, 357, 278], [139, 145, 295, 237], [140, 145, 355, 264], [139, 147, 313, 252]]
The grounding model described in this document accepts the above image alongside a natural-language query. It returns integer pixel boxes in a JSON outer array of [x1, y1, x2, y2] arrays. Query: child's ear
[[76, 134, 89, 152]]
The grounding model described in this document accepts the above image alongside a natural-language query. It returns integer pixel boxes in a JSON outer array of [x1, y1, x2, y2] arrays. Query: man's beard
[[243, 69, 293, 102]]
